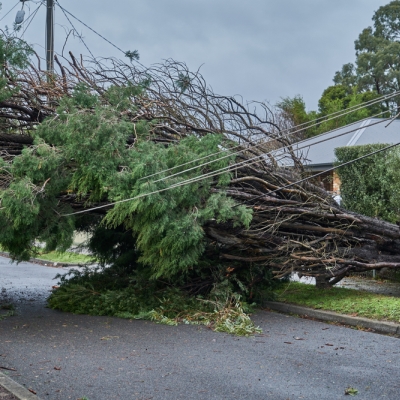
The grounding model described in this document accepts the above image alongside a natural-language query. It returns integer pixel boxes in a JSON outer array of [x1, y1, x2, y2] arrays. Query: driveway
[[1, 258, 399, 400]]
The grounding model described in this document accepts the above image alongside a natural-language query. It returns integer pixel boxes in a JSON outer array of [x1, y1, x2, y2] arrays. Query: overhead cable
[[0, 1, 20, 22], [238, 141, 400, 206], [59, 94, 399, 217], [56, 1, 138, 62], [138, 90, 398, 183], [57, 2, 95, 60], [140, 101, 395, 186], [20, 2, 43, 38], [60, 117, 393, 217], [160, 118, 390, 191]]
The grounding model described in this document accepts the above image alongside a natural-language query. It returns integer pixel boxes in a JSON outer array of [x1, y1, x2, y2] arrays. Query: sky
[[0, 0, 391, 110]]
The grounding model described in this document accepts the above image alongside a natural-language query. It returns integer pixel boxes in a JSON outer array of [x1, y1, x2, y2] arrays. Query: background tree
[[277, 2, 400, 139], [276, 88, 381, 139], [335, 144, 400, 223], [335, 0, 400, 111], [275, 96, 318, 138]]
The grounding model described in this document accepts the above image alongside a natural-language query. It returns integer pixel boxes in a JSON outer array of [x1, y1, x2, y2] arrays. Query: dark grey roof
[[290, 118, 400, 169]]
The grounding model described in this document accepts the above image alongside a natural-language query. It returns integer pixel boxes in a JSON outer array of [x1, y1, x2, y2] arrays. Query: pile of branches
[[2, 52, 400, 288]]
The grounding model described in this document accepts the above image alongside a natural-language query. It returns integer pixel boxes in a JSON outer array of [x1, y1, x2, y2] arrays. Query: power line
[[57, 2, 95, 60], [64, 114, 391, 219], [20, 2, 43, 38], [57, 91, 400, 217], [60, 117, 395, 217], [237, 141, 400, 207], [0, 1, 20, 22], [153, 109, 388, 185], [161, 118, 390, 192], [55, 1, 138, 61], [138, 90, 398, 184]]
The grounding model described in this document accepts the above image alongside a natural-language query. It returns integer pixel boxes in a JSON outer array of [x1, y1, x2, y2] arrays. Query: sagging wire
[[55, 1, 140, 63], [235, 141, 400, 207], [0, 1, 20, 22], [19, 2, 43, 38], [138, 90, 399, 184], [60, 117, 395, 217], [57, 2, 95, 60]]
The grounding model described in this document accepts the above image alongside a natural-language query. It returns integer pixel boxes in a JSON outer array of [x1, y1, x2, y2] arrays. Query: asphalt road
[[1, 258, 399, 400]]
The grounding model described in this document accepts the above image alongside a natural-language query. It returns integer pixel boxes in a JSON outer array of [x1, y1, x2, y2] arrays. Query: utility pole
[[46, 0, 54, 76]]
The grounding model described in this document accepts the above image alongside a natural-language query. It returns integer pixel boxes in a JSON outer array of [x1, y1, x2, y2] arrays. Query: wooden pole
[[46, 0, 54, 76]]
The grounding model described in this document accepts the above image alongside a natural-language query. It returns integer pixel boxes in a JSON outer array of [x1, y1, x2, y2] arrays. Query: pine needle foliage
[[105, 133, 252, 278], [0, 81, 251, 269], [48, 264, 262, 336], [0, 71, 265, 333]]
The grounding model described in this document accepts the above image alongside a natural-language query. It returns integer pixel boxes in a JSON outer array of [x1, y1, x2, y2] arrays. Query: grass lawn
[[34, 250, 94, 264], [0, 245, 94, 264], [275, 282, 400, 323]]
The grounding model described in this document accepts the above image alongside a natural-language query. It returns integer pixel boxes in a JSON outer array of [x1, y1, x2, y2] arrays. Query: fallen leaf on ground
[[345, 387, 358, 396], [100, 336, 119, 341]]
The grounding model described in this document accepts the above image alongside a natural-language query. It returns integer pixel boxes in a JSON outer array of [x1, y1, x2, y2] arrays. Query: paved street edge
[[264, 301, 400, 335], [0, 372, 41, 400]]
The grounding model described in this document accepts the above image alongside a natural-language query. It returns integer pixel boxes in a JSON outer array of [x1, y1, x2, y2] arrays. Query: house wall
[[312, 170, 341, 194], [333, 171, 341, 194], [315, 171, 333, 192]]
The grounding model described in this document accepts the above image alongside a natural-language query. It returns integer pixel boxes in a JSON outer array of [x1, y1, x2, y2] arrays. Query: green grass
[[275, 282, 400, 323], [0, 245, 94, 264], [34, 250, 94, 264]]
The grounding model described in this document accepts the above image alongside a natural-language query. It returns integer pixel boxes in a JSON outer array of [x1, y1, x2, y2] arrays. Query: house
[[290, 118, 400, 193]]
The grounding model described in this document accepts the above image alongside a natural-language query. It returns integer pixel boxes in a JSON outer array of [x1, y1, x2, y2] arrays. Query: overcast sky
[[1, 0, 391, 110]]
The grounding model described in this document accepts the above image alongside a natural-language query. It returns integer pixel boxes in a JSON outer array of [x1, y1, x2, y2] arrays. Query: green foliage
[[276, 95, 318, 137], [125, 50, 140, 61], [345, 387, 359, 396], [317, 87, 383, 132], [0, 32, 32, 75], [175, 72, 191, 93], [0, 77, 260, 308], [0, 31, 33, 102], [0, 58, 275, 329], [104, 134, 252, 279], [335, 144, 400, 222], [277, 89, 381, 138], [48, 264, 261, 336], [333, 63, 358, 88]]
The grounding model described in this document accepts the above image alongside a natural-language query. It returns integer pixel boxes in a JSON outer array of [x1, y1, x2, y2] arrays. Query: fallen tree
[[1, 36, 400, 301]]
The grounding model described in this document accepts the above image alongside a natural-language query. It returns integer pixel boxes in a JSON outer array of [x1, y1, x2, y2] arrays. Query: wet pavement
[[1, 258, 400, 399]]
